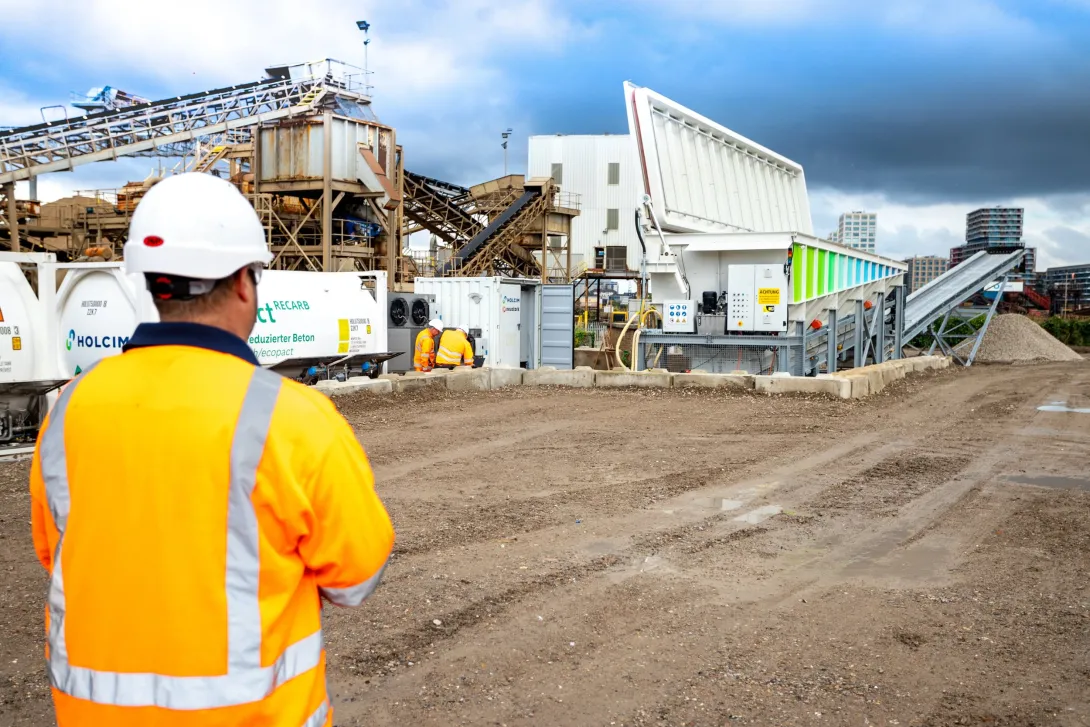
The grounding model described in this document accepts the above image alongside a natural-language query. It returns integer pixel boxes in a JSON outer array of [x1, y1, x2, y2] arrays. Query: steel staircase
[[192, 144, 229, 173], [445, 182, 551, 278], [1021, 286, 1051, 311]]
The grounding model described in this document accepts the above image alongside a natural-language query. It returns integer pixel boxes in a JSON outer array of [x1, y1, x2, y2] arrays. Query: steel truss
[[926, 274, 1007, 366], [0, 78, 327, 184], [401, 170, 481, 244]]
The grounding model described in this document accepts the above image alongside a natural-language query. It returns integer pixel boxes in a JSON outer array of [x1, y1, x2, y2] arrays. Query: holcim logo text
[[68, 329, 130, 349]]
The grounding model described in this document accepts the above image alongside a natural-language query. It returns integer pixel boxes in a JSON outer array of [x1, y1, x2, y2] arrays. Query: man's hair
[[153, 276, 236, 321]]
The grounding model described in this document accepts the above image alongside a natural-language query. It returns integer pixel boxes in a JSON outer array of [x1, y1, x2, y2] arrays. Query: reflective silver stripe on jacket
[[41, 366, 326, 711], [436, 343, 466, 364], [320, 564, 387, 607]]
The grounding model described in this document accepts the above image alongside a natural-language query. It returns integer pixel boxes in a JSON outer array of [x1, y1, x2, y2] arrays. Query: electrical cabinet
[[727, 265, 755, 331], [662, 299, 696, 333], [726, 264, 787, 333], [753, 264, 787, 332]]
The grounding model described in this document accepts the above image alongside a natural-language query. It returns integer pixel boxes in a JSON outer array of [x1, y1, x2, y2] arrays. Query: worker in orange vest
[[435, 324, 475, 368], [29, 173, 395, 727], [413, 318, 444, 371]]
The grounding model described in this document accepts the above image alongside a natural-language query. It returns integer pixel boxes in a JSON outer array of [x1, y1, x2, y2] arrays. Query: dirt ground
[[2, 362, 1089, 726]]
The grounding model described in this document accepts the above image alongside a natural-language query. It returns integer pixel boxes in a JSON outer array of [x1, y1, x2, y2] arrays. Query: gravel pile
[[971, 314, 1083, 363]]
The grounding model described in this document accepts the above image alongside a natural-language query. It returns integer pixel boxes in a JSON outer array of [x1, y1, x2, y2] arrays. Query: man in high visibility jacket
[[435, 324, 475, 368], [29, 173, 395, 727], [413, 318, 444, 371]]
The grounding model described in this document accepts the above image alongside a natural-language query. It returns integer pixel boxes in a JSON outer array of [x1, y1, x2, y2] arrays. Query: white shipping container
[[413, 277, 543, 369]]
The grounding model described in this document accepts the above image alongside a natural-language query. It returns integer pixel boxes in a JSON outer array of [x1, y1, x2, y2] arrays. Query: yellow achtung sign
[[757, 287, 781, 305]]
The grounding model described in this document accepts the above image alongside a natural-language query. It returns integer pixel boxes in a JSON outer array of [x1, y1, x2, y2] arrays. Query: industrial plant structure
[[0, 60, 581, 290]]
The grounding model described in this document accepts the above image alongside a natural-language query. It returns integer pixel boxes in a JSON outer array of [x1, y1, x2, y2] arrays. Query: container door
[[498, 284, 522, 367], [541, 284, 574, 370], [520, 285, 536, 367]]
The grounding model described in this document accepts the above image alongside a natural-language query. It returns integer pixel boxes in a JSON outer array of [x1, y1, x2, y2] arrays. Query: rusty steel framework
[[400, 173, 581, 282], [0, 60, 580, 289]]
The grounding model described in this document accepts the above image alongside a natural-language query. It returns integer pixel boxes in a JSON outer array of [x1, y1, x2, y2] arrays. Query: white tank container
[[54, 265, 387, 375], [247, 270, 385, 366], [413, 276, 542, 368], [56, 267, 148, 376], [0, 262, 46, 382]]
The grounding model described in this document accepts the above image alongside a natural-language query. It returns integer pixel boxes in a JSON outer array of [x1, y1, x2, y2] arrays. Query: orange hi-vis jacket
[[30, 322, 395, 727], [413, 328, 437, 371], [435, 329, 474, 367]]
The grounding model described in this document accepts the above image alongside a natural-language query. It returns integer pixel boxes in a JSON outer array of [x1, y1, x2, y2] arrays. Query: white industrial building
[[527, 134, 643, 276]]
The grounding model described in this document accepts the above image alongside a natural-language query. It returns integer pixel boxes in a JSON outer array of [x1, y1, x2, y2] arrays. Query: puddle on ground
[[733, 505, 782, 524], [1003, 474, 1090, 492], [842, 541, 952, 584], [1037, 401, 1090, 413]]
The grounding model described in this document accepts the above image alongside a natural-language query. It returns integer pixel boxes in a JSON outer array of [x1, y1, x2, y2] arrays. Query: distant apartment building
[[1042, 263, 1090, 313], [967, 206, 1024, 247], [949, 206, 1034, 282], [905, 255, 948, 293], [832, 211, 876, 253]]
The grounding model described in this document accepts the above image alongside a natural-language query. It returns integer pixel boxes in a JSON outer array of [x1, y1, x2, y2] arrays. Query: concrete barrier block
[[594, 370, 673, 388], [523, 368, 595, 387], [841, 374, 871, 399], [866, 368, 885, 393], [901, 358, 925, 373], [755, 375, 851, 399], [917, 355, 949, 370], [444, 368, 491, 392], [342, 378, 393, 395], [488, 367, 524, 389], [673, 372, 755, 390], [314, 378, 393, 397]]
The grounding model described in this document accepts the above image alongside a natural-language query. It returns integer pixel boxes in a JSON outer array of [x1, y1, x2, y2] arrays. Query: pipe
[[620, 306, 660, 372], [644, 199, 689, 300]]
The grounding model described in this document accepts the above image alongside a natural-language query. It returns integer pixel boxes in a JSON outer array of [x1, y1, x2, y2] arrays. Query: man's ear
[[235, 268, 255, 304]]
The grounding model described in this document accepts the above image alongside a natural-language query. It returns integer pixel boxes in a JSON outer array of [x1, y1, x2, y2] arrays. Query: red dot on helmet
[[144, 235, 164, 247]]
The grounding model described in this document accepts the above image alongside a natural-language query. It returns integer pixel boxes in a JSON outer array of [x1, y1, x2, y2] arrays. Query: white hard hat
[[457, 324, 469, 335], [123, 173, 273, 280], [428, 318, 444, 331]]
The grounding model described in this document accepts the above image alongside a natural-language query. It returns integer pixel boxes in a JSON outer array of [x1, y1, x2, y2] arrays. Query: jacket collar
[[123, 322, 260, 365]]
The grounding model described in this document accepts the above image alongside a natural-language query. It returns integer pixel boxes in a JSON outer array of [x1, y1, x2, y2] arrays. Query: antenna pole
[[356, 20, 372, 95]]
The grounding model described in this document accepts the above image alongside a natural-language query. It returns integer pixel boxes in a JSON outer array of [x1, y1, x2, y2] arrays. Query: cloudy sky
[[2, 0, 1088, 269]]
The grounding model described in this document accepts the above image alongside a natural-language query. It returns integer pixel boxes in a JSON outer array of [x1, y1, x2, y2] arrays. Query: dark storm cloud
[[764, 81, 1090, 203], [514, 26, 1090, 206]]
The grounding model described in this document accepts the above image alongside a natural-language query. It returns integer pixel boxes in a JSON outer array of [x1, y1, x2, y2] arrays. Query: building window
[[607, 162, 620, 185], [551, 163, 563, 185], [606, 208, 619, 231]]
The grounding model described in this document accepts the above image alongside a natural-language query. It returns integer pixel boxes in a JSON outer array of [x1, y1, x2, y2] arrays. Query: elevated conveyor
[[402, 170, 482, 244], [903, 249, 1025, 340], [443, 187, 540, 274], [0, 75, 328, 184], [803, 249, 1027, 371]]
